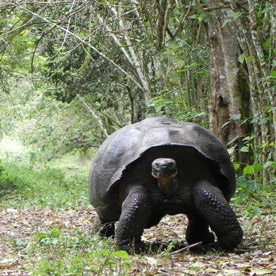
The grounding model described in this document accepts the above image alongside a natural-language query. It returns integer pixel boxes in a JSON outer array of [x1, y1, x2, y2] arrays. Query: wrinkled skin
[[95, 154, 243, 254]]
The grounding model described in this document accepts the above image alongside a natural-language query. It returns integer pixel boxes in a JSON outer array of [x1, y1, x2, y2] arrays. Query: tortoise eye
[[168, 163, 175, 169]]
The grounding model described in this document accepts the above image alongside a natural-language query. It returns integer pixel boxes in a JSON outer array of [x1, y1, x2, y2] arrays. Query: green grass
[[50, 150, 93, 178], [0, 153, 90, 209]]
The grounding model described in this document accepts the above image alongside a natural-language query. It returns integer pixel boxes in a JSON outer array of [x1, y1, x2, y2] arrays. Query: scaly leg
[[115, 185, 151, 253], [193, 181, 243, 250]]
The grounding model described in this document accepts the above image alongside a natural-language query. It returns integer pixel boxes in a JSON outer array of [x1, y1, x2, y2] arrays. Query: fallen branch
[[202, 1, 247, 12], [203, 5, 231, 12], [171, 241, 202, 255]]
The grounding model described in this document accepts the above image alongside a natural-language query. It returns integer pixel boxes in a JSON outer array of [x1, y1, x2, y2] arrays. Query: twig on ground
[[171, 241, 202, 255]]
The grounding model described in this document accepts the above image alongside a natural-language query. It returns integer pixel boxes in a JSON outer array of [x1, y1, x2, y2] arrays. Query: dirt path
[[0, 207, 275, 275]]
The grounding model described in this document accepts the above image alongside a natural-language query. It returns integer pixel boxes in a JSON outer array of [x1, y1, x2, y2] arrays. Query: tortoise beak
[[152, 171, 178, 179]]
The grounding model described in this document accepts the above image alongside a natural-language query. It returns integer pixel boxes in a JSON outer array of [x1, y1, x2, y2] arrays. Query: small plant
[[27, 227, 131, 275], [92, 249, 131, 275]]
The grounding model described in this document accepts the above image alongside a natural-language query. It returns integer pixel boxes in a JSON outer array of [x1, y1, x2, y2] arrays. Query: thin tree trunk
[[157, 0, 168, 50], [208, 16, 230, 145], [271, 1, 276, 161], [217, 17, 249, 153]]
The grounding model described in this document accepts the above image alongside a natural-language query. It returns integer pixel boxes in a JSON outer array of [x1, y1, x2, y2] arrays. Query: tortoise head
[[151, 158, 178, 196]]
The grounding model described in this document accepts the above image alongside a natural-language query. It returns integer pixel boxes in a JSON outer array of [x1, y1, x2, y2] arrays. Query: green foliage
[[1, 1, 211, 126], [0, 145, 132, 274], [22, 97, 97, 160], [0, 12, 35, 92], [151, 94, 208, 126], [229, 133, 275, 217], [0, 83, 99, 160], [234, 174, 275, 217], [232, 153, 275, 217], [155, 36, 209, 121]]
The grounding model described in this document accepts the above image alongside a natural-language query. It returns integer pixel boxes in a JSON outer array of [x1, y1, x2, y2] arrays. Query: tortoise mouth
[[152, 170, 178, 179], [151, 158, 178, 179]]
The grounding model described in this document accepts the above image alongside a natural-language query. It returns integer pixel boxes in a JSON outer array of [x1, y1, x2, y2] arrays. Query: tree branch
[[76, 94, 108, 138], [12, 2, 145, 91], [108, 3, 151, 101]]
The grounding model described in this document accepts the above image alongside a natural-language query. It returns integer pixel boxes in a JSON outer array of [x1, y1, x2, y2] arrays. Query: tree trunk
[[208, 16, 230, 145], [207, 8, 250, 162], [271, 1, 276, 161]]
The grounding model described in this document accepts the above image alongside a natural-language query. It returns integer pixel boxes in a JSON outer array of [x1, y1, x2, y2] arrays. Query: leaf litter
[[0, 207, 275, 275]]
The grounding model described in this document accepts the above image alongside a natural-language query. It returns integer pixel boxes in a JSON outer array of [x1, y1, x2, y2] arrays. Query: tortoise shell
[[89, 117, 235, 219]]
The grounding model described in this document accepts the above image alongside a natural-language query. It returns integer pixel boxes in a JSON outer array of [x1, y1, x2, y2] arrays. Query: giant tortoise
[[89, 117, 243, 252]]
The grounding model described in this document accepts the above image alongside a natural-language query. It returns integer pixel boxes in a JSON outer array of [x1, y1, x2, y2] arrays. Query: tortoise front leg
[[116, 185, 151, 253], [186, 215, 215, 245], [193, 181, 243, 250]]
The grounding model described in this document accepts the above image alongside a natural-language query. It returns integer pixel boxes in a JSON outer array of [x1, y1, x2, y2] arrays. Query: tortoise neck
[[157, 177, 178, 196]]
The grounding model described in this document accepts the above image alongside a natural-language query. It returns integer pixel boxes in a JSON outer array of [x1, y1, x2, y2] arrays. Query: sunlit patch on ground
[[0, 136, 26, 154]]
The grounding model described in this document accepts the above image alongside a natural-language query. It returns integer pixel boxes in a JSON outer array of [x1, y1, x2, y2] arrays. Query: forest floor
[[0, 137, 275, 275], [0, 206, 275, 275]]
